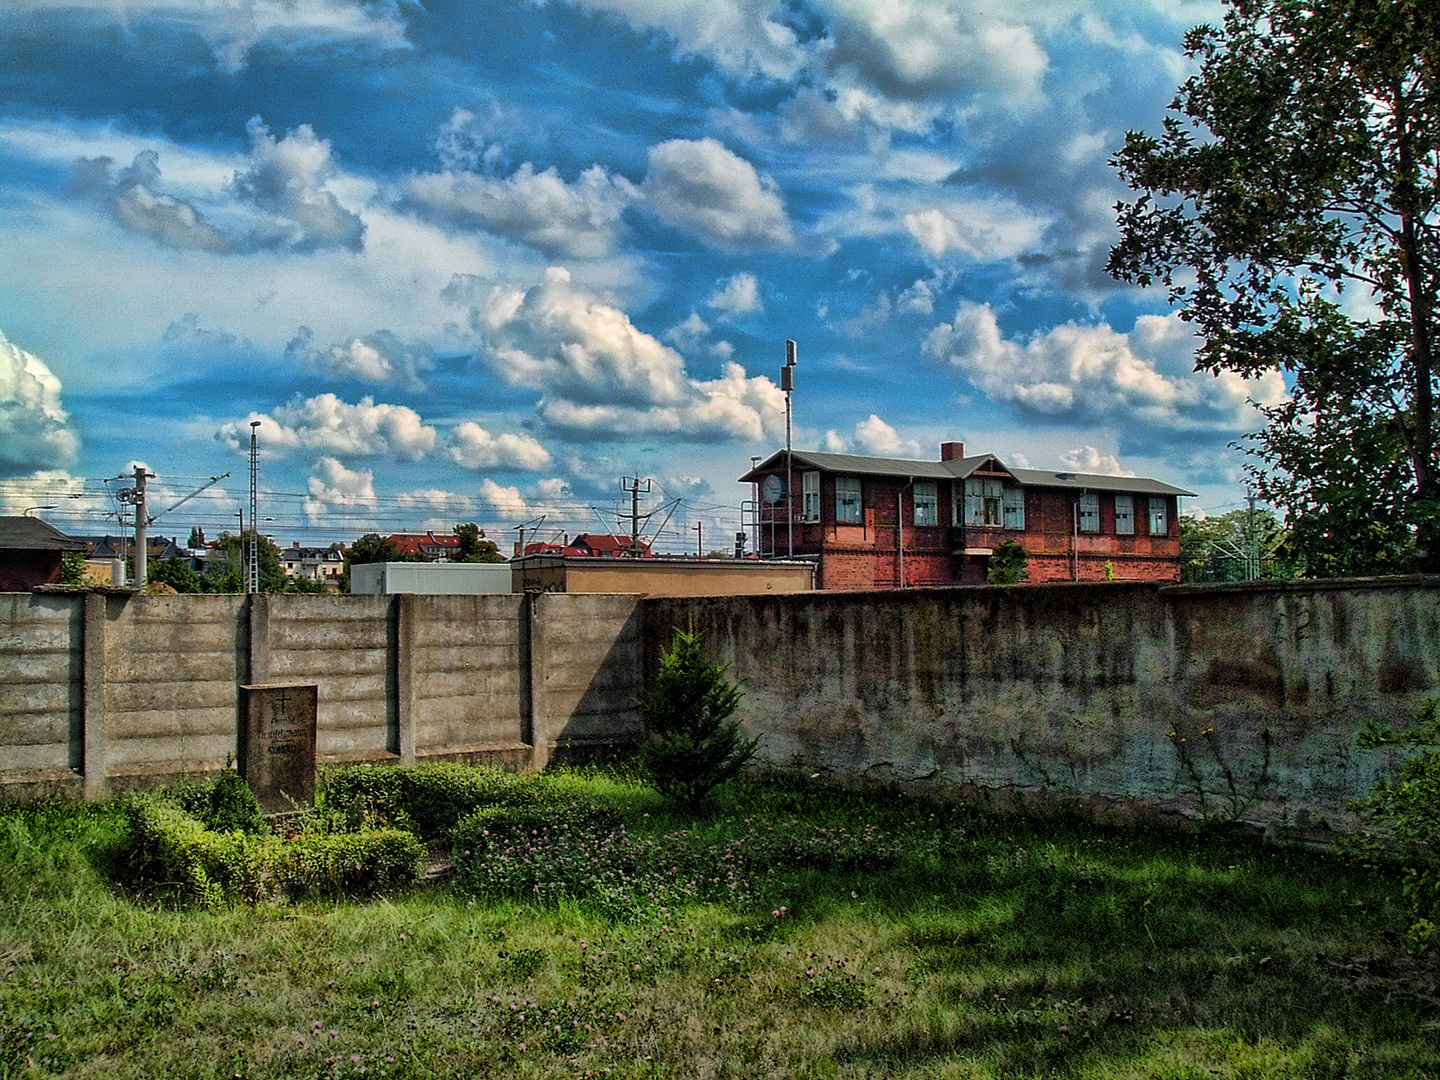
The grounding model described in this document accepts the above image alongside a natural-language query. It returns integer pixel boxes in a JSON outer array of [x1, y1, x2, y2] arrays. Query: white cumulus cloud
[[304, 456, 377, 522], [478, 478, 531, 519], [642, 138, 795, 251], [447, 421, 553, 471], [221, 393, 438, 460], [232, 117, 365, 252], [404, 163, 637, 258], [468, 267, 786, 441], [854, 414, 921, 457], [0, 331, 81, 476], [286, 328, 433, 388], [922, 303, 1287, 433], [707, 271, 762, 315]]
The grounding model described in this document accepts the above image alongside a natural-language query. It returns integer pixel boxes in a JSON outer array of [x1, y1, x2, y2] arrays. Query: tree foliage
[[637, 627, 758, 812], [149, 556, 202, 594], [1353, 699, 1440, 948], [202, 531, 287, 593], [58, 550, 88, 586], [454, 522, 503, 563], [986, 539, 1029, 585], [1179, 507, 1291, 582], [1109, 0, 1440, 574]]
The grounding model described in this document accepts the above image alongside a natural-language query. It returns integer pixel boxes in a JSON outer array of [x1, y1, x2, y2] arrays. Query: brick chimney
[[940, 441, 965, 461]]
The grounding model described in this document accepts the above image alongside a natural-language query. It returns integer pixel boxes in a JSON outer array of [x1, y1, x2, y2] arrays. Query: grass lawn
[[1, 768, 1437, 1079]]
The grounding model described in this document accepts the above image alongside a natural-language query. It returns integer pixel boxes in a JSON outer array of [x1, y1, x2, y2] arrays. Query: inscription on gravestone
[[240, 683, 318, 812]]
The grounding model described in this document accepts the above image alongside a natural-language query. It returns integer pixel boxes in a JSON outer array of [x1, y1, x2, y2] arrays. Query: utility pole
[[248, 421, 260, 594], [621, 475, 651, 556], [693, 520, 703, 556], [782, 339, 797, 558], [133, 465, 151, 591]]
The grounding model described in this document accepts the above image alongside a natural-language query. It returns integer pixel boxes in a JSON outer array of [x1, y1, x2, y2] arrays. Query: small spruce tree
[[638, 627, 757, 811], [986, 539, 1029, 585]]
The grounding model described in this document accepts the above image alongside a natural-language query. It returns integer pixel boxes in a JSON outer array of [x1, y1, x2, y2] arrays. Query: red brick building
[[739, 442, 1194, 589]]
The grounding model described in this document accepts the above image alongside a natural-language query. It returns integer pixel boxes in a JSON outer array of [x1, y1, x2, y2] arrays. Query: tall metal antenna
[[248, 421, 260, 594]]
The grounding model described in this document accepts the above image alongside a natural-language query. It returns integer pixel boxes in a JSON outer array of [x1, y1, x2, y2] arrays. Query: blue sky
[[0, 0, 1281, 552]]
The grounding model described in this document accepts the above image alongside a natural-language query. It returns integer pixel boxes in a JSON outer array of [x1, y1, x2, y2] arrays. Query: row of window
[[795, 473, 1168, 535]]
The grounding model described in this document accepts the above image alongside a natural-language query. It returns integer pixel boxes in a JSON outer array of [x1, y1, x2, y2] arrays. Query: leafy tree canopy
[[454, 523, 503, 563], [1109, 0, 1440, 575], [202, 531, 287, 594], [149, 556, 202, 594], [1180, 507, 1291, 582]]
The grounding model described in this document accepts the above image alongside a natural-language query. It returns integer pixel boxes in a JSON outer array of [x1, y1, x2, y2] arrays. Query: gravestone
[[240, 683, 318, 812]]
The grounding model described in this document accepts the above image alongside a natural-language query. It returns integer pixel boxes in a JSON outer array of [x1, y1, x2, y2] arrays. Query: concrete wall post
[[247, 593, 271, 686], [525, 593, 549, 771], [82, 592, 108, 800], [396, 593, 417, 764]]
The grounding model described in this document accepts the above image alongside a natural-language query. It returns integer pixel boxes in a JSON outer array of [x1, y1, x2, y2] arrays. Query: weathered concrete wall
[[100, 594, 246, 793], [404, 594, 530, 765], [0, 593, 83, 796], [531, 592, 643, 766], [643, 579, 1438, 841], [2, 580, 1435, 842], [262, 595, 394, 765]]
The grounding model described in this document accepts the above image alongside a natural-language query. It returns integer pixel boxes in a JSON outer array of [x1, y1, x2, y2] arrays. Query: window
[[1148, 497, 1168, 535], [835, 476, 862, 523], [1002, 486, 1025, 530], [963, 478, 1004, 526], [1114, 494, 1134, 535], [802, 471, 820, 522], [913, 481, 937, 525], [1078, 491, 1099, 532]]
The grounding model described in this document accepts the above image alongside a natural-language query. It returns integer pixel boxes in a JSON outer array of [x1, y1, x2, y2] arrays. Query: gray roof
[[738, 450, 1195, 497], [0, 517, 89, 551]]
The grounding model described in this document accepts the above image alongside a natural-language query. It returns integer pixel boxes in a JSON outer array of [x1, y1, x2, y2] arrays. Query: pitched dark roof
[[0, 517, 89, 551], [738, 449, 1195, 497]]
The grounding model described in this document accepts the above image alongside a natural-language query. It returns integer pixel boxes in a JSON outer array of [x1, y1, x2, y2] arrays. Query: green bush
[[986, 539, 1029, 584], [120, 789, 422, 906], [278, 829, 425, 897], [1354, 699, 1440, 947], [171, 770, 267, 835], [320, 762, 539, 841], [638, 627, 758, 811]]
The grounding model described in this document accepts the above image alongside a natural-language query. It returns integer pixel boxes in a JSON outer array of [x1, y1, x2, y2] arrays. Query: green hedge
[[320, 762, 541, 841], [120, 783, 423, 906]]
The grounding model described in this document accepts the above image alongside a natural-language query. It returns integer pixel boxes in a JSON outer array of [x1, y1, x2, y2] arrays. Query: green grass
[[2, 768, 1437, 1079]]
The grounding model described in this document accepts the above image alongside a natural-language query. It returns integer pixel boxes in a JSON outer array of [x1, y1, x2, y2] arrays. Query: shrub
[[171, 770, 267, 835], [320, 762, 539, 841], [1353, 699, 1440, 947], [637, 627, 758, 811], [986, 539, 1029, 584], [278, 829, 425, 897], [119, 789, 422, 905]]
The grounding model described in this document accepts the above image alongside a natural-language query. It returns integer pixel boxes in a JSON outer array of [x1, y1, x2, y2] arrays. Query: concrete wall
[[0, 592, 637, 798], [3, 579, 1438, 843], [0, 593, 84, 795], [643, 578, 1440, 841]]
